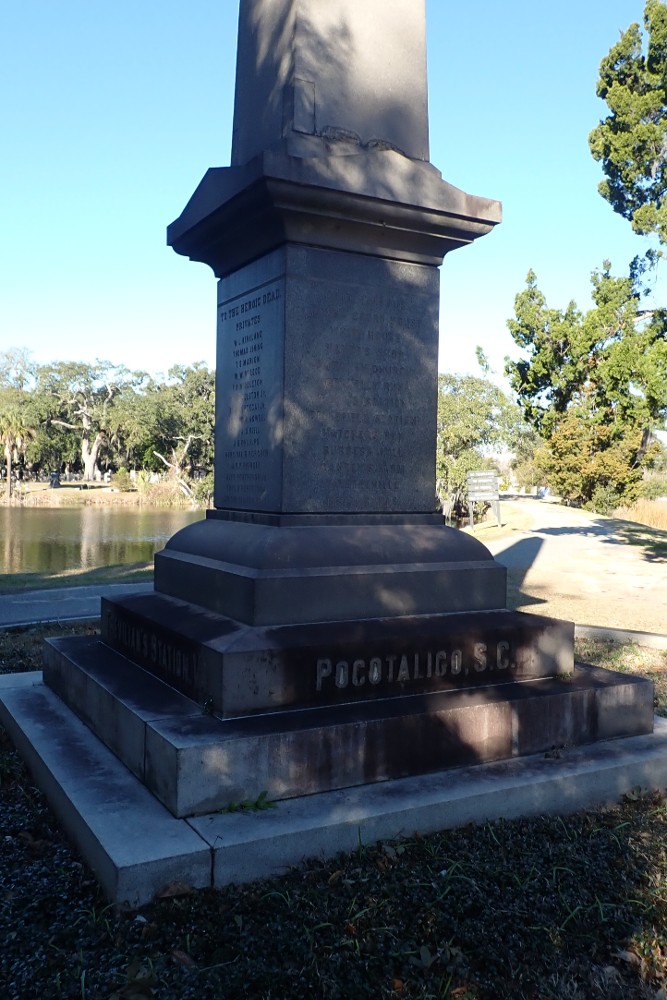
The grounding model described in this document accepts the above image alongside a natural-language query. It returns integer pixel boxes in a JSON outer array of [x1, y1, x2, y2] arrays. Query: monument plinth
[[158, 0, 505, 628], [0, 0, 654, 903], [62, 0, 643, 813]]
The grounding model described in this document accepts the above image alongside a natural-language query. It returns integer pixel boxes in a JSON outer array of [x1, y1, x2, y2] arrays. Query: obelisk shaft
[[231, 0, 430, 165]]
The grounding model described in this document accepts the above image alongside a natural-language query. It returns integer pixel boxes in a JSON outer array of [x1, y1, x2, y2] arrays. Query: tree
[[506, 2, 667, 511], [436, 372, 526, 512], [107, 362, 215, 498], [589, 1, 667, 248], [0, 388, 36, 498], [0, 348, 36, 390], [149, 363, 215, 491], [36, 361, 144, 481], [506, 266, 667, 507]]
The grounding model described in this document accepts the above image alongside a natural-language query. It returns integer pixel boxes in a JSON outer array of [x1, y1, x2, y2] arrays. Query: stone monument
[[0, 0, 655, 900]]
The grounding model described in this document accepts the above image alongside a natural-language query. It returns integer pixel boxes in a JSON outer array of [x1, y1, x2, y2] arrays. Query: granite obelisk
[[31, 0, 654, 819], [158, 0, 506, 625]]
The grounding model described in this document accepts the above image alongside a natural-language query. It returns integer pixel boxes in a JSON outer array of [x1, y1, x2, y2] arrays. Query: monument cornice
[[168, 149, 501, 278]]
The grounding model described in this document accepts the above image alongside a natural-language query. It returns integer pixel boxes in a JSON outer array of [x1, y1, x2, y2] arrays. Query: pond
[[0, 506, 205, 577]]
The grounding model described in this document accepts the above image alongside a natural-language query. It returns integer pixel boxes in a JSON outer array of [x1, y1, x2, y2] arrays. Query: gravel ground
[[483, 500, 667, 635]]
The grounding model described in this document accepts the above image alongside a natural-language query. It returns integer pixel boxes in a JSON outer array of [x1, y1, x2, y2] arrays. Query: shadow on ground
[[533, 518, 667, 563], [490, 536, 546, 613]]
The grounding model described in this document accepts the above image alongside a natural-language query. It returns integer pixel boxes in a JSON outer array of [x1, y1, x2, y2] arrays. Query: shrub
[[111, 467, 134, 492], [192, 471, 214, 507], [585, 484, 621, 515]]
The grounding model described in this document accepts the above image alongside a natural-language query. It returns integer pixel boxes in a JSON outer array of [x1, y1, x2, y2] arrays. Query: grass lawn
[[0, 562, 154, 595], [2, 625, 667, 997]]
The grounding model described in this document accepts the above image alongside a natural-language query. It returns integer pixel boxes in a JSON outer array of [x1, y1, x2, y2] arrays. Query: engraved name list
[[216, 278, 284, 509]]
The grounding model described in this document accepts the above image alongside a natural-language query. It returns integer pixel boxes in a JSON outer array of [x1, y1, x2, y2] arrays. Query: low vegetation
[[615, 499, 667, 533], [2, 625, 667, 998], [578, 637, 667, 715]]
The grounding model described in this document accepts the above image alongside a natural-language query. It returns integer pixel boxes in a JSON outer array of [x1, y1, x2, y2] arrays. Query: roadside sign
[[466, 471, 501, 527]]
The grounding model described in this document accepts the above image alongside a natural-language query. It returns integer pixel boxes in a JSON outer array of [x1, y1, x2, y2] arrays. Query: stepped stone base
[[98, 592, 574, 717], [42, 624, 652, 818], [0, 671, 663, 908], [154, 518, 508, 626]]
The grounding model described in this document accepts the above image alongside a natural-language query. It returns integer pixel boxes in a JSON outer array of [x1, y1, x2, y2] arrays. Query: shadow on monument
[[273, 259, 440, 510], [238, 2, 430, 178]]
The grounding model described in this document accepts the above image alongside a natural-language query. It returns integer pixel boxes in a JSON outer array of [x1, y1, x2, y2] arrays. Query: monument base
[[37, 592, 652, 818], [154, 517, 508, 626], [0, 669, 663, 907], [96, 592, 575, 716]]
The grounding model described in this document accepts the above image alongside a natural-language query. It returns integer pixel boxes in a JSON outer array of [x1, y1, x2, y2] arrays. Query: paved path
[[484, 499, 667, 635], [0, 583, 153, 628]]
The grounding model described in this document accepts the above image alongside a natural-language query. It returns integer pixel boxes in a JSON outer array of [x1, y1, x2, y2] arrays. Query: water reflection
[[0, 507, 204, 576]]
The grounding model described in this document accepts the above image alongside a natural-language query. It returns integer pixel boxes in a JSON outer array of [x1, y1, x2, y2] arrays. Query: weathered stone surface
[[0, 679, 211, 905], [154, 520, 507, 625], [214, 245, 438, 514], [34, 631, 656, 817], [43, 634, 203, 780], [100, 592, 574, 718], [194, 717, 667, 890], [231, 0, 430, 165], [0, 670, 663, 904], [168, 150, 501, 279]]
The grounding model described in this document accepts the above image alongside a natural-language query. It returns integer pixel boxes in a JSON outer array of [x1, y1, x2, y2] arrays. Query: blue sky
[[1, 0, 662, 382]]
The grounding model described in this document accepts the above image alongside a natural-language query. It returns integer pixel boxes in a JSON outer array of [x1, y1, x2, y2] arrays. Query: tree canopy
[[0, 355, 216, 500], [0, 387, 36, 498], [436, 372, 526, 511], [589, 0, 667, 248], [506, 265, 667, 508], [504, 0, 667, 511]]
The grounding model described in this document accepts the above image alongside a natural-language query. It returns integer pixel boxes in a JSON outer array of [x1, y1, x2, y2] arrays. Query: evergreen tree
[[506, 266, 667, 507], [436, 372, 526, 512], [589, 1, 667, 249]]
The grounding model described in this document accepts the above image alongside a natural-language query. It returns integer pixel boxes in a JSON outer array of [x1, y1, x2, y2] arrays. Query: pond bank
[[2, 483, 201, 509]]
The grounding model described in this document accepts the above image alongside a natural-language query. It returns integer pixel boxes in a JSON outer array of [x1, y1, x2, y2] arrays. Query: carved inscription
[[217, 280, 283, 508], [288, 272, 435, 510], [105, 611, 199, 693], [315, 641, 518, 693], [318, 291, 419, 495]]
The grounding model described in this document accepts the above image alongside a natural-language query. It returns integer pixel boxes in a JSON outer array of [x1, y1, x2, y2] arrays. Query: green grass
[[0, 561, 153, 594]]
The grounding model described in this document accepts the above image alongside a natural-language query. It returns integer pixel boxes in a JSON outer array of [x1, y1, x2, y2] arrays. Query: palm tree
[[0, 391, 35, 500]]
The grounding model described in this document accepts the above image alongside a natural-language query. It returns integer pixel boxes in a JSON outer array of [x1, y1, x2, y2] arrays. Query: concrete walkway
[[0, 583, 153, 628]]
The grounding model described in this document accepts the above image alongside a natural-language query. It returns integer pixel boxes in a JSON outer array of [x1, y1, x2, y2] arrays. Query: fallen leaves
[[171, 948, 196, 968], [108, 958, 157, 999], [153, 880, 194, 900]]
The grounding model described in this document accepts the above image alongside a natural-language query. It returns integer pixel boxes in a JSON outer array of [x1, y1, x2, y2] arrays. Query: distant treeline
[[0, 350, 214, 502]]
